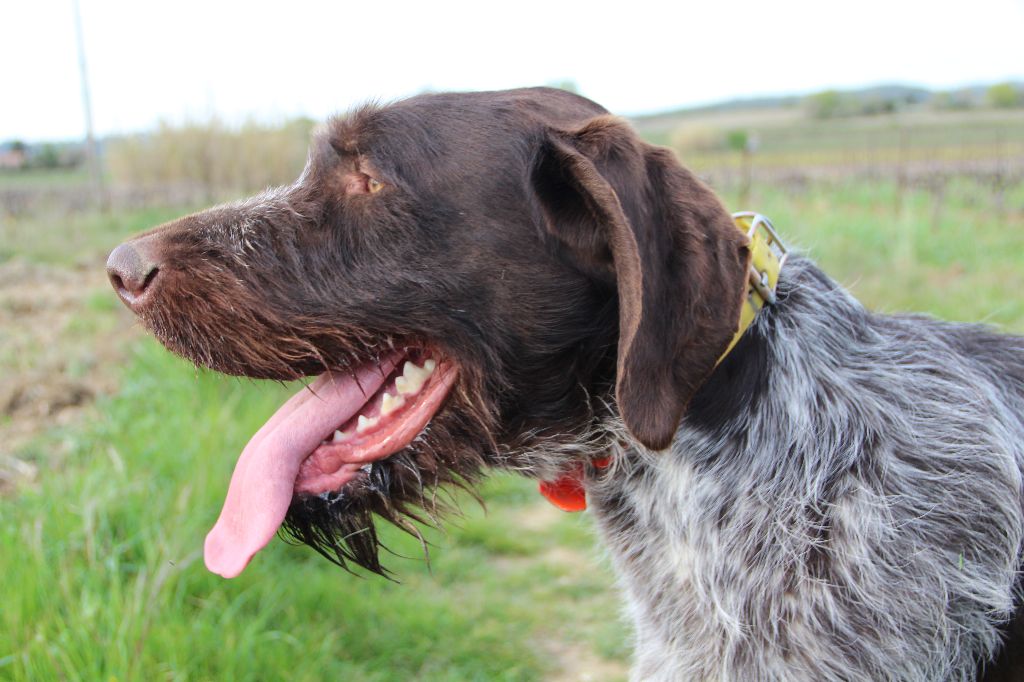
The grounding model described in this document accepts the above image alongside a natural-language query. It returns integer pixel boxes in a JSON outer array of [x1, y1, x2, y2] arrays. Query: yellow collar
[[718, 212, 788, 362]]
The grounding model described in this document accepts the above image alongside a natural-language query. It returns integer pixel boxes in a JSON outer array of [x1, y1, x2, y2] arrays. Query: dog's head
[[106, 88, 748, 577]]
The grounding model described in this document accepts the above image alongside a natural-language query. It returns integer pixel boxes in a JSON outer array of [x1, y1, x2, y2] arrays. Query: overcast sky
[[4, 0, 1023, 141]]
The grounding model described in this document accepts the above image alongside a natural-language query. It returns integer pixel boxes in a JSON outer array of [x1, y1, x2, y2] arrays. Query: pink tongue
[[204, 357, 398, 578]]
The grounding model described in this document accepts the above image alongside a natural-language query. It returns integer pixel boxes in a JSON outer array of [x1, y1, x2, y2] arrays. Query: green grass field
[[2, 114, 1023, 681]]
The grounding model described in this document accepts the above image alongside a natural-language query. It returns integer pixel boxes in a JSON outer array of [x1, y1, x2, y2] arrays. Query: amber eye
[[368, 177, 384, 194]]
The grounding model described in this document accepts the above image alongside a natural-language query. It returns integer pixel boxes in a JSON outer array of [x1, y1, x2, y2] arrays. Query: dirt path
[[0, 257, 135, 491]]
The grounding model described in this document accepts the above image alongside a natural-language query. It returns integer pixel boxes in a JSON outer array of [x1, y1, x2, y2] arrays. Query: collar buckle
[[734, 212, 788, 307]]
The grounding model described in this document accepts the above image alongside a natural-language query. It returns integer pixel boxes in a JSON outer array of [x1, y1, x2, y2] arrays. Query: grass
[[1, 117, 1022, 680], [0, 167, 91, 188], [0, 205, 193, 266], [715, 177, 1024, 332]]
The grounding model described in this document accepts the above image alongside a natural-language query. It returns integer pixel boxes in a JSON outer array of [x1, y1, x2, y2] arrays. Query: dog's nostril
[[141, 266, 159, 292], [109, 272, 126, 292], [106, 242, 161, 303]]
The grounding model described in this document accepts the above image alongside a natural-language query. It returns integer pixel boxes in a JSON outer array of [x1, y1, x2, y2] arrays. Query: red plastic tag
[[537, 457, 611, 512]]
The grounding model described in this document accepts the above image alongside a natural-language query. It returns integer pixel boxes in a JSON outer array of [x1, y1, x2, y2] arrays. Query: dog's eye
[[368, 178, 384, 194]]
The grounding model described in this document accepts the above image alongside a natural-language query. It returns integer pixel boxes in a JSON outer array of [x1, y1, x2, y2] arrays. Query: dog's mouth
[[203, 347, 459, 578]]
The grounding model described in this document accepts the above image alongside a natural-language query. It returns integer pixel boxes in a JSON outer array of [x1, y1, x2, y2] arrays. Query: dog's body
[[106, 88, 1024, 680], [592, 256, 1024, 680]]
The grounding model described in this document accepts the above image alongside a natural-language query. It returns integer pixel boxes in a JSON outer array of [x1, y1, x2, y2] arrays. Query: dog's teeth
[[398, 360, 435, 395], [331, 429, 348, 443], [380, 391, 406, 416], [356, 415, 379, 434], [360, 463, 372, 473]]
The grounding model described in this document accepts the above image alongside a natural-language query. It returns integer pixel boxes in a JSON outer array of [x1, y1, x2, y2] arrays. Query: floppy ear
[[530, 116, 750, 450]]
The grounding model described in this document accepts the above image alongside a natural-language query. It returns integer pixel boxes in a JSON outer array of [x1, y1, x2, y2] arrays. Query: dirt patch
[[518, 499, 567, 531], [546, 640, 630, 682], [511, 501, 628, 680], [0, 257, 136, 492]]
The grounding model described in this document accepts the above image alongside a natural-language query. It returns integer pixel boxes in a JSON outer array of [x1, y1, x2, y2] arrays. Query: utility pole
[[72, 0, 108, 210]]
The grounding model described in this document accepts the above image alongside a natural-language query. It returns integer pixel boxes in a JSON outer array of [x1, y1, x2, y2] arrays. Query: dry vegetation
[[105, 117, 315, 204]]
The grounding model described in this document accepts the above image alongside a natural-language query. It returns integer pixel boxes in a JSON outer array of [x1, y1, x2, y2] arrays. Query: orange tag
[[537, 457, 611, 512]]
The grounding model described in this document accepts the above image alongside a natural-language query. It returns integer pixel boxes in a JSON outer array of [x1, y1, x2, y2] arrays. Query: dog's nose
[[106, 241, 160, 307]]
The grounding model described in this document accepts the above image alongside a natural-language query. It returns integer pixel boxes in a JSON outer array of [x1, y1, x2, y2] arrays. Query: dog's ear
[[530, 116, 749, 450]]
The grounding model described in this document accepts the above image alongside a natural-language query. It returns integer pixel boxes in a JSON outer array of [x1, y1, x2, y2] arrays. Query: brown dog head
[[106, 88, 748, 576]]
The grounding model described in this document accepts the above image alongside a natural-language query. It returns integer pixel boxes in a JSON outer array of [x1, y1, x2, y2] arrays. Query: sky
[[3, 0, 1023, 142]]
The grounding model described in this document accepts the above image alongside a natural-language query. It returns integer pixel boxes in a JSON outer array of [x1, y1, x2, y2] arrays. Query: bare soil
[[0, 257, 135, 492], [548, 641, 630, 682], [506, 500, 630, 682]]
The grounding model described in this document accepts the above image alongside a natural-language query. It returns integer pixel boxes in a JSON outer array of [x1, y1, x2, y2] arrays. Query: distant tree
[[931, 90, 973, 111], [9, 140, 27, 154], [35, 144, 61, 169], [548, 79, 580, 95], [987, 82, 1022, 108], [725, 130, 749, 153], [859, 97, 897, 115], [805, 89, 843, 119]]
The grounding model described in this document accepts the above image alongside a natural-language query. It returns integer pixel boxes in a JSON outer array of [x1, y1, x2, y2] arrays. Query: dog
[[106, 87, 1024, 681]]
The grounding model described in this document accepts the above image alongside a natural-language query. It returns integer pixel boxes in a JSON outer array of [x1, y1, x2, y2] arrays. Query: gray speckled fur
[[588, 257, 1024, 681]]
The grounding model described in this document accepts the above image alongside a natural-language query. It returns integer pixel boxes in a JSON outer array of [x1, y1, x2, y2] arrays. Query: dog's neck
[[586, 260, 833, 676]]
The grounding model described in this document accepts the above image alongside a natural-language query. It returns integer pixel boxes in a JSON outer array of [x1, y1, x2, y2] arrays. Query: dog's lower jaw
[[587, 258, 1024, 682]]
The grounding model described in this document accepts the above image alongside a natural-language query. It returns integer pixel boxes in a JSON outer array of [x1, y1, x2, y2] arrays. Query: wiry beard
[[278, 390, 624, 577], [279, 382, 497, 577]]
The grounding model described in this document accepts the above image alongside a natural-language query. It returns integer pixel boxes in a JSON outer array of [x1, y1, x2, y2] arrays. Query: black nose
[[106, 242, 160, 306]]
